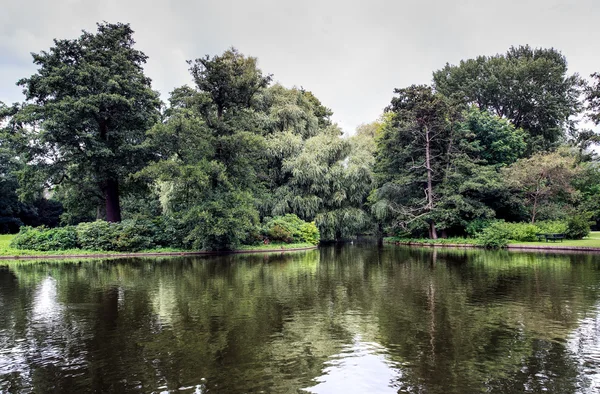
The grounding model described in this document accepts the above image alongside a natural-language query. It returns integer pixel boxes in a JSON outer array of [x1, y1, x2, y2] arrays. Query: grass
[[385, 232, 600, 249], [509, 231, 600, 248], [0, 234, 315, 258]]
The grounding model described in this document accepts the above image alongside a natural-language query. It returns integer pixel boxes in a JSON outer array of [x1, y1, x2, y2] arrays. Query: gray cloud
[[1, 0, 599, 134]]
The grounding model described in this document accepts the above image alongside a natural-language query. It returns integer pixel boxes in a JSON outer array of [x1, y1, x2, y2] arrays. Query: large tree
[[433, 45, 583, 153], [16, 22, 161, 222], [373, 85, 458, 239]]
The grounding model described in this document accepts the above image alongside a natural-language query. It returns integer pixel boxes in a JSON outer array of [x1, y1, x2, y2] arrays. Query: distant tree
[[433, 45, 584, 153], [16, 22, 161, 222], [503, 151, 579, 223], [188, 48, 272, 120]]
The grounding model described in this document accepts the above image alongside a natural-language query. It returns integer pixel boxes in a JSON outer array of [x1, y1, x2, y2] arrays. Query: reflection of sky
[[303, 335, 401, 394], [567, 302, 600, 393], [0, 276, 88, 390], [1, 276, 63, 381]]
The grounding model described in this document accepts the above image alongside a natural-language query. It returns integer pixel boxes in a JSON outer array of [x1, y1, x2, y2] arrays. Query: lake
[[2, 245, 600, 393]]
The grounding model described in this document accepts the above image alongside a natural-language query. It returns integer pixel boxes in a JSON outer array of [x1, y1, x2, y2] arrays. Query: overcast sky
[[1, 0, 599, 135]]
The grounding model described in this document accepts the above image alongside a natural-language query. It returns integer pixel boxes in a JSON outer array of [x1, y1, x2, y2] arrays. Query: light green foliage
[[262, 214, 320, 245], [536, 220, 568, 234]]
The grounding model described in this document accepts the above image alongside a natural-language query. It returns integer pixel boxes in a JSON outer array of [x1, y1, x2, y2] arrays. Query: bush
[[465, 218, 497, 238], [268, 224, 293, 243], [298, 222, 320, 245], [113, 218, 158, 251], [476, 222, 510, 249], [152, 215, 190, 249], [76, 220, 119, 251], [536, 220, 568, 234], [566, 213, 593, 240], [10, 226, 78, 251], [502, 222, 540, 242], [262, 214, 320, 245]]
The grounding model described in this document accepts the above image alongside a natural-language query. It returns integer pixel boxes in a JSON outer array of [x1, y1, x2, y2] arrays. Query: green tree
[[433, 45, 583, 153], [373, 85, 459, 238], [503, 151, 579, 223], [586, 72, 600, 126], [16, 22, 161, 222]]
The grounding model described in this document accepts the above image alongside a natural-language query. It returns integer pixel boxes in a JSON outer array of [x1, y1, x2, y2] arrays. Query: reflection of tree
[[2, 247, 600, 393]]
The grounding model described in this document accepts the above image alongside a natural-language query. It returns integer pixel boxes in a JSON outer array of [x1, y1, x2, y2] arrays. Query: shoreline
[[387, 241, 600, 253], [0, 245, 318, 261]]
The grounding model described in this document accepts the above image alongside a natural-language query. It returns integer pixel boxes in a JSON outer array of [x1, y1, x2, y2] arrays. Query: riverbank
[[0, 235, 316, 260], [385, 231, 600, 251]]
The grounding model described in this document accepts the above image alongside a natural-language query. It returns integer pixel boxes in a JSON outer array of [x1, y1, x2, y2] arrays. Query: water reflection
[[304, 335, 401, 394], [1, 247, 600, 393]]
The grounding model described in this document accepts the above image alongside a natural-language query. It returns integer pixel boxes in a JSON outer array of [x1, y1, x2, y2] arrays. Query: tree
[[373, 85, 459, 239], [188, 48, 272, 120], [16, 22, 161, 222], [433, 45, 583, 153], [503, 151, 579, 223]]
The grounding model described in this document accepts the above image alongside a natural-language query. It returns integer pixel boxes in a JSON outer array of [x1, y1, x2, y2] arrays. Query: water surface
[[2, 245, 600, 393]]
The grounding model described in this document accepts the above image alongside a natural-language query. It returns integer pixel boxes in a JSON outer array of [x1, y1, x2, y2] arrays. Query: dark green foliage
[[476, 222, 510, 249], [75, 221, 120, 251], [182, 191, 260, 251], [76, 219, 159, 251], [434, 45, 583, 153], [16, 22, 161, 222], [10, 226, 78, 251], [586, 73, 600, 126], [459, 107, 526, 166], [566, 213, 593, 240]]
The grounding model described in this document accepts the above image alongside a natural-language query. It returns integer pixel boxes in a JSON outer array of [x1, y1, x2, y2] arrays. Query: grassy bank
[[509, 232, 600, 248], [385, 232, 600, 249], [0, 234, 315, 258]]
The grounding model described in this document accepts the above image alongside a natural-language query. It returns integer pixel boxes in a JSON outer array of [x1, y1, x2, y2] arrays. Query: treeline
[[371, 46, 600, 239], [1, 22, 599, 249]]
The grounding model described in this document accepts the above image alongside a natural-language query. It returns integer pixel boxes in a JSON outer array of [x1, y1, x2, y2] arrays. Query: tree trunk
[[98, 120, 121, 222], [425, 126, 438, 239], [531, 194, 538, 224], [103, 179, 121, 223]]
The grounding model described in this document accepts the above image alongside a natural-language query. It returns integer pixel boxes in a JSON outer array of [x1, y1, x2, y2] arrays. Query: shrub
[[152, 215, 190, 249], [76, 221, 119, 251], [298, 222, 320, 245], [536, 220, 568, 234], [268, 224, 293, 243], [465, 218, 497, 238], [503, 222, 540, 242], [113, 218, 158, 251], [566, 213, 593, 240], [476, 222, 510, 249], [262, 214, 321, 245], [10, 226, 78, 251]]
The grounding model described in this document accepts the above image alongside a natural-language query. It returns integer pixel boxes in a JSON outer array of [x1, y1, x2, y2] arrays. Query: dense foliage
[[2, 23, 599, 250]]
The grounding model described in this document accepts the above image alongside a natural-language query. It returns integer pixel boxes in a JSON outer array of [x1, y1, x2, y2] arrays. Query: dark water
[[2, 246, 600, 393]]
